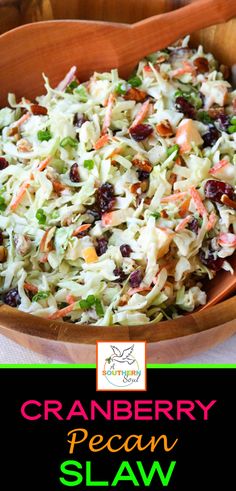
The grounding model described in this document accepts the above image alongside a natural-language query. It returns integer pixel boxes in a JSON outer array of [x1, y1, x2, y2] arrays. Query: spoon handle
[[132, 0, 236, 59]]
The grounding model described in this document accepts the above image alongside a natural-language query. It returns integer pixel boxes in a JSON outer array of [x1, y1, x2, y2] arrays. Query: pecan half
[[193, 57, 209, 73], [156, 120, 174, 137], [124, 87, 147, 102]]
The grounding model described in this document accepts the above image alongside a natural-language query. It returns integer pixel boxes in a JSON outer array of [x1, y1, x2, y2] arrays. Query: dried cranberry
[[0, 157, 9, 170], [199, 249, 224, 271], [120, 244, 133, 257], [96, 237, 108, 256], [129, 269, 143, 288], [130, 124, 153, 142], [175, 96, 196, 119], [217, 113, 230, 131], [73, 113, 87, 128], [137, 170, 150, 181], [113, 267, 127, 282], [205, 180, 235, 203], [69, 163, 80, 183], [188, 218, 199, 234], [0, 230, 3, 245], [3, 288, 21, 307], [96, 182, 115, 213], [202, 126, 220, 147]]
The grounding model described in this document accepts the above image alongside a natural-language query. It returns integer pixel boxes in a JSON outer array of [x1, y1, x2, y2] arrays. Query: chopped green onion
[[0, 186, 6, 195], [65, 80, 79, 94], [115, 82, 127, 95], [86, 295, 96, 307], [228, 125, 236, 134], [74, 85, 88, 102], [166, 144, 179, 157], [37, 129, 52, 141], [230, 116, 236, 125], [146, 53, 157, 63], [190, 93, 202, 109], [128, 75, 142, 87], [197, 111, 213, 124], [0, 196, 7, 212], [95, 298, 104, 317], [32, 291, 50, 302], [151, 212, 161, 219], [36, 208, 46, 225], [84, 159, 94, 170], [51, 210, 60, 220], [79, 299, 90, 310], [60, 136, 78, 148]]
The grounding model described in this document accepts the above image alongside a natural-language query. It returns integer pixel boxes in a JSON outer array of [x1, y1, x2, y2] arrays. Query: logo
[[96, 341, 146, 391]]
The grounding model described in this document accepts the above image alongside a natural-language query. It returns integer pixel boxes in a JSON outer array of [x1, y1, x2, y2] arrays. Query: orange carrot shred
[[24, 282, 38, 294], [130, 100, 150, 129], [175, 215, 192, 232], [102, 93, 115, 135], [190, 187, 208, 217], [72, 224, 91, 236], [49, 302, 77, 320], [66, 294, 76, 304], [94, 134, 109, 150], [179, 197, 191, 217], [161, 192, 188, 203]]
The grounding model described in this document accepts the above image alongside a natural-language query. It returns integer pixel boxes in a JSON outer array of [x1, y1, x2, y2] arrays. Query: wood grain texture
[[0, 0, 236, 361]]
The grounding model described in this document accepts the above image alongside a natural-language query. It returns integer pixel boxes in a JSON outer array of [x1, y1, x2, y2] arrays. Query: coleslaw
[[0, 35, 235, 325]]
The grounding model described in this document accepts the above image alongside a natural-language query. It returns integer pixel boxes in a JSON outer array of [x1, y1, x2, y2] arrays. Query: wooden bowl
[[0, 12, 236, 362]]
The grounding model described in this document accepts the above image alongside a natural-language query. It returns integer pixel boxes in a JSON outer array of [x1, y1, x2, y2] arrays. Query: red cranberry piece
[[96, 182, 115, 213], [0, 157, 9, 170], [175, 96, 196, 119], [137, 170, 150, 181], [113, 267, 127, 282], [202, 126, 220, 147], [205, 180, 235, 203], [73, 113, 87, 128], [69, 163, 80, 183], [96, 237, 108, 256], [120, 244, 132, 257], [0, 230, 3, 245], [129, 269, 143, 288], [188, 218, 199, 234], [130, 124, 153, 142], [199, 250, 224, 271], [3, 288, 21, 307]]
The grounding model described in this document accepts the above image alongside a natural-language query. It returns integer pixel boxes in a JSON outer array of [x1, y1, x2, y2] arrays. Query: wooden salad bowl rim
[[0, 16, 236, 356]]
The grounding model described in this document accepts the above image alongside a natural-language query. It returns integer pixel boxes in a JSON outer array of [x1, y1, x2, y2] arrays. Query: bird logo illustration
[[106, 345, 135, 365]]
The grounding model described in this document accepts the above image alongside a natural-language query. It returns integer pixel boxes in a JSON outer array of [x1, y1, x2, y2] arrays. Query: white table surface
[[0, 333, 236, 364]]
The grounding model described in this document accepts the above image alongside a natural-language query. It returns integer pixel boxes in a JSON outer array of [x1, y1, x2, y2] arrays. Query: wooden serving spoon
[[1, 0, 236, 103], [0, 0, 235, 326]]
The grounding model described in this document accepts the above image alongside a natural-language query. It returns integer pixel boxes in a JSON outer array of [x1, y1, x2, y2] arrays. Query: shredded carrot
[[37, 156, 52, 172], [172, 61, 196, 78], [175, 215, 192, 232], [94, 134, 109, 150], [66, 294, 76, 304], [161, 192, 188, 203], [49, 302, 77, 320], [13, 112, 31, 128], [10, 157, 52, 210], [130, 100, 150, 129], [144, 65, 152, 72], [190, 187, 208, 217], [102, 93, 115, 135], [206, 212, 217, 231], [179, 197, 191, 217], [72, 223, 91, 236], [39, 253, 49, 263], [128, 286, 152, 296], [10, 179, 31, 211], [24, 282, 38, 294], [209, 159, 229, 175]]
